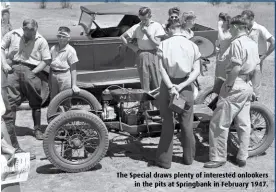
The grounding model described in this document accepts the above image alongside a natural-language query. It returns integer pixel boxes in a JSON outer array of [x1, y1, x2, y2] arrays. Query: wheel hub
[[69, 135, 84, 149]]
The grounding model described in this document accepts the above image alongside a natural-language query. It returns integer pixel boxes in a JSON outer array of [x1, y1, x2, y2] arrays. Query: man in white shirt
[[241, 10, 275, 99], [150, 19, 201, 169], [120, 7, 165, 93]]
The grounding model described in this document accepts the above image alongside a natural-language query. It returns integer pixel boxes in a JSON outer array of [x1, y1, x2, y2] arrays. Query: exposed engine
[[101, 87, 148, 125], [101, 100, 142, 125]]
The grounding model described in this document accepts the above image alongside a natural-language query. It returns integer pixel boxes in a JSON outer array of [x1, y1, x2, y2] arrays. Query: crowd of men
[[1, 5, 275, 170], [120, 6, 274, 169]]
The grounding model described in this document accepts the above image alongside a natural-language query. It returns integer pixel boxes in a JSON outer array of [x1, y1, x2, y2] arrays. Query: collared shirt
[[181, 29, 194, 40], [247, 21, 273, 56], [226, 34, 260, 75], [125, 21, 166, 50], [50, 44, 79, 71], [157, 33, 201, 78], [1, 28, 51, 66]]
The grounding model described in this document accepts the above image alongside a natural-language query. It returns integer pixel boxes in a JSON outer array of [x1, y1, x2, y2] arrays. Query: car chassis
[[43, 86, 274, 173]]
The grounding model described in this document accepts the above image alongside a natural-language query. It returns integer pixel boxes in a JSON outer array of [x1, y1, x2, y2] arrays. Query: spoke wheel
[[47, 89, 101, 123], [229, 103, 274, 157], [43, 110, 109, 173]]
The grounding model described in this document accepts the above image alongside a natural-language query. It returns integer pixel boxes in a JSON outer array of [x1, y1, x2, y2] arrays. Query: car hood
[[39, 25, 87, 42]]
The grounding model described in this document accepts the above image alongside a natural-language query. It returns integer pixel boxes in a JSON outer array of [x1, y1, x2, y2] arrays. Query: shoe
[[34, 130, 44, 140], [15, 148, 36, 160], [204, 161, 226, 168], [236, 159, 246, 167]]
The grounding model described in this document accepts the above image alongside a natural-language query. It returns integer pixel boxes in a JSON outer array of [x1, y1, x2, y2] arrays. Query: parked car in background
[[21, 3, 218, 108]]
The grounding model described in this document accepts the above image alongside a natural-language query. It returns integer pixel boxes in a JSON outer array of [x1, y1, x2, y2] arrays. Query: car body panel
[[40, 3, 218, 90]]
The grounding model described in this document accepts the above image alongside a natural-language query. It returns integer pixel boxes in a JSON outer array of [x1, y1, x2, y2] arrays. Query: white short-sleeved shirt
[[1, 28, 51, 66], [50, 44, 79, 71], [247, 22, 273, 56], [125, 21, 166, 50], [226, 34, 260, 75], [181, 29, 194, 40], [157, 33, 201, 78]]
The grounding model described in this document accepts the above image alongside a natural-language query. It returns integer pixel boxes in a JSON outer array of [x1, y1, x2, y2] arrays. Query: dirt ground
[[5, 2, 276, 192]]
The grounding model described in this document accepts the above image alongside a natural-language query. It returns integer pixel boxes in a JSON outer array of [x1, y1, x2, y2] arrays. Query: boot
[[6, 121, 36, 160], [32, 108, 43, 140], [6, 121, 20, 149]]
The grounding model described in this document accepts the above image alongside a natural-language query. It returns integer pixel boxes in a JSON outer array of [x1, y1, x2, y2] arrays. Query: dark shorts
[[7, 63, 43, 109]]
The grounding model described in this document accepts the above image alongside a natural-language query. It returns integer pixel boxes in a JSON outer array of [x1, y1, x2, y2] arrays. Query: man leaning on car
[[120, 7, 166, 95]]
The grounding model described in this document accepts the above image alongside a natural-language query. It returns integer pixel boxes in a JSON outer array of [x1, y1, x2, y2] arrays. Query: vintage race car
[[32, 3, 218, 107]]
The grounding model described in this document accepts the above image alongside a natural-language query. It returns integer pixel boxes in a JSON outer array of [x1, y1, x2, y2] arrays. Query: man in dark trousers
[[150, 19, 201, 169], [1, 19, 51, 141]]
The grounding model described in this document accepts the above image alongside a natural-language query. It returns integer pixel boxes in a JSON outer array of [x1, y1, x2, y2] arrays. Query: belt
[[169, 75, 189, 84], [51, 68, 69, 73], [12, 61, 36, 69], [138, 49, 157, 53]]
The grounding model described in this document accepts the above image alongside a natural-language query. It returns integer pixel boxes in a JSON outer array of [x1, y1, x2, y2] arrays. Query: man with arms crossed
[[204, 15, 260, 168]]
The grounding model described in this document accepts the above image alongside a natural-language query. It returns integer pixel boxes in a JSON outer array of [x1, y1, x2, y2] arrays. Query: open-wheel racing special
[[43, 85, 274, 173], [40, 4, 274, 173]]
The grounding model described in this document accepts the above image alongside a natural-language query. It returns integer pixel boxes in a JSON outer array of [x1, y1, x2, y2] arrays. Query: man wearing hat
[[1, 19, 51, 144], [49, 26, 80, 102], [204, 15, 260, 168]]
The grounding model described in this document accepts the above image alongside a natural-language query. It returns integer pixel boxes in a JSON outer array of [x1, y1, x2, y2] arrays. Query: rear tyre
[[229, 103, 275, 157], [47, 89, 102, 123], [43, 110, 109, 173], [197, 87, 275, 156]]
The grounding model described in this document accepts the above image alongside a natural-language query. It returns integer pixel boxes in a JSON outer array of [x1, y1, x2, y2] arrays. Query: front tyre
[[43, 110, 109, 173]]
